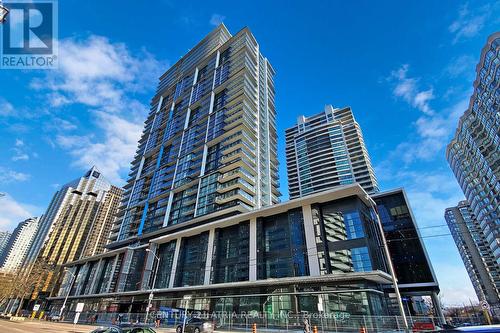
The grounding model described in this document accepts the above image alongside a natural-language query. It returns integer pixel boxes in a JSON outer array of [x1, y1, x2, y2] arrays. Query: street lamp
[[366, 194, 409, 331], [145, 248, 160, 324], [60, 268, 76, 318]]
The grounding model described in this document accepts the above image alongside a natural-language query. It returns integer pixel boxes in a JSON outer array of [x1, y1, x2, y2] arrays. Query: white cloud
[[390, 64, 435, 115], [33, 35, 166, 184], [56, 112, 142, 184], [33, 35, 162, 113], [0, 194, 39, 232], [379, 69, 476, 305], [446, 55, 476, 78], [0, 98, 15, 117], [0, 167, 30, 184], [50, 117, 78, 131], [385, 62, 470, 164], [11, 138, 33, 161], [209, 13, 225, 26], [448, 3, 490, 44], [11, 153, 29, 161]]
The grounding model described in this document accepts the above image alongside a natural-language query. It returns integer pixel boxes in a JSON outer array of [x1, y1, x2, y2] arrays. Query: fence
[[54, 311, 453, 332]]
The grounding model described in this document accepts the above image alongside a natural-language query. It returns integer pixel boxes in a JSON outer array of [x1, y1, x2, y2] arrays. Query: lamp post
[[366, 195, 409, 331], [60, 268, 76, 318], [145, 248, 160, 324]]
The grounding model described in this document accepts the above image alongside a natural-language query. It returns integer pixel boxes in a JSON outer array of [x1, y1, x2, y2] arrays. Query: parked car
[[90, 326, 157, 333], [176, 318, 214, 333], [430, 325, 500, 332], [48, 314, 61, 322]]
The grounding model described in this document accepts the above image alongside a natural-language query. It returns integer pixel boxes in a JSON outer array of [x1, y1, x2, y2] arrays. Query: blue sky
[[0, 0, 498, 305]]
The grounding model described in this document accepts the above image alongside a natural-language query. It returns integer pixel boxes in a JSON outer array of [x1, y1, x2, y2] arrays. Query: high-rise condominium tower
[[115, 24, 279, 241], [445, 201, 500, 307], [446, 32, 500, 265], [285, 105, 378, 198], [0, 218, 39, 272], [0, 231, 11, 259], [51, 27, 444, 327], [29, 167, 122, 300]]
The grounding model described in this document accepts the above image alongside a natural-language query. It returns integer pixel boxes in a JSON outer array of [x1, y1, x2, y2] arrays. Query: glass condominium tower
[[446, 32, 500, 265], [445, 201, 500, 307], [115, 24, 279, 241], [285, 105, 378, 199]]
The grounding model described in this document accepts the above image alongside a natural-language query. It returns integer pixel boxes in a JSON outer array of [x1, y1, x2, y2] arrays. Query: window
[[257, 209, 309, 279], [375, 192, 434, 283], [154, 240, 177, 288], [212, 222, 249, 283], [175, 232, 209, 287]]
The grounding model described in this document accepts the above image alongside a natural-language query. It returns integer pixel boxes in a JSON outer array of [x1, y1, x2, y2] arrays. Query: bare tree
[[0, 259, 55, 315]]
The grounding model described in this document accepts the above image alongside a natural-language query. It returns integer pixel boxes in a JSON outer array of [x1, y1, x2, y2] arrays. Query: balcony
[[215, 189, 254, 206]]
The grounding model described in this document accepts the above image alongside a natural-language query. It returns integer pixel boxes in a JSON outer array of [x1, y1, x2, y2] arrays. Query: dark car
[[90, 326, 157, 333], [176, 318, 214, 333], [430, 325, 500, 333]]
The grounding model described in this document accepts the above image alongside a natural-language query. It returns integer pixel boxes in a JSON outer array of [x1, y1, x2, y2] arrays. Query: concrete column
[[431, 292, 446, 325], [203, 229, 216, 285], [249, 218, 258, 281], [168, 238, 182, 288], [302, 204, 321, 276]]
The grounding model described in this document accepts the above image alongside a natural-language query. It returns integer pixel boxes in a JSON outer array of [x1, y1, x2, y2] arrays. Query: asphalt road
[[0, 320, 177, 333], [0, 320, 99, 333]]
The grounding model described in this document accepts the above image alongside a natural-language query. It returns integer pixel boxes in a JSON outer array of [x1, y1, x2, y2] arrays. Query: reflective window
[[175, 232, 209, 287], [257, 209, 309, 279], [212, 222, 249, 283], [375, 192, 434, 284], [154, 240, 177, 288]]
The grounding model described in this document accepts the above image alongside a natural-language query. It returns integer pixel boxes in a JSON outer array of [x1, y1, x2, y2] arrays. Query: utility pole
[[366, 195, 409, 331], [145, 248, 160, 324], [60, 269, 76, 318]]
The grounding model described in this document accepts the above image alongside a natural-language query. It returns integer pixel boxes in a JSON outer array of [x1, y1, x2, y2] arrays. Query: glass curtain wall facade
[[445, 201, 500, 307], [25, 167, 122, 307], [311, 198, 386, 276], [257, 209, 309, 279], [54, 185, 395, 324], [446, 32, 500, 265], [211, 222, 249, 284], [114, 24, 279, 242], [285, 105, 378, 199], [373, 190, 438, 288], [0, 217, 39, 272]]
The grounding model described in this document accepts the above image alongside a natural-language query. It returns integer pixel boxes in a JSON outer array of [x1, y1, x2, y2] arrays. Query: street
[[0, 320, 99, 333], [0, 320, 184, 333]]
